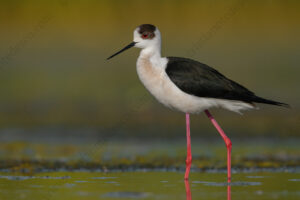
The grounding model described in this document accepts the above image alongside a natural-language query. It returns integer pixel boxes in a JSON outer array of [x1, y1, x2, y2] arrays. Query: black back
[[166, 57, 288, 106]]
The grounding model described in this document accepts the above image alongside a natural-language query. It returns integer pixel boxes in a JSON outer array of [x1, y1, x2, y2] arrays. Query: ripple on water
[[246, 176, 265, 179], [0, 175, 70, 180], [75, 180, 90, 183], [192, 181, 261, 186], [105, 181, 118, 184], [102, 192, 150, 198], [288, 179, 300, 182], [91, 177, 118, 180]]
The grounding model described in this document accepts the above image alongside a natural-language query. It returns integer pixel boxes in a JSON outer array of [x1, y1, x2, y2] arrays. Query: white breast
[[136, 55, 255, 114]]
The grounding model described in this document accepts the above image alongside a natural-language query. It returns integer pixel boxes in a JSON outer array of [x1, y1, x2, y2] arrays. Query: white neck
[[138, 43, 167, 69], [139, 43, 161, 58]]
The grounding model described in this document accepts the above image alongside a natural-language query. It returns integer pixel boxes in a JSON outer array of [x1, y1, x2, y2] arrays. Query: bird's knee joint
[[186, 158, 192, 165], [226, 140, 232, 149]]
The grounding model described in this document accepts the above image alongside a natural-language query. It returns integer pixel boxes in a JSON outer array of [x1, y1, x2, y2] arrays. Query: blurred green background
[[0, 0, 299, 139]]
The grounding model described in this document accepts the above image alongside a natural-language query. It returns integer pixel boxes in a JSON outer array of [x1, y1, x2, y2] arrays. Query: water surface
[[0, 171, 299, 200]]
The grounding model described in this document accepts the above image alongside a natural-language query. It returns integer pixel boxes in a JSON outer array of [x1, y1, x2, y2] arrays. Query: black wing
[[166, 57, 288, 106]]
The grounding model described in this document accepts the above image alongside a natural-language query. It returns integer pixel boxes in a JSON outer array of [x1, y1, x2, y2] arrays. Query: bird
[[107, 24, 289, 182]]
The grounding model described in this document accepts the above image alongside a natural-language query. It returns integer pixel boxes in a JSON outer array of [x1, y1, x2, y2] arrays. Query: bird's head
[[133, 24, 161, 49], [107, 24, 161, 60]]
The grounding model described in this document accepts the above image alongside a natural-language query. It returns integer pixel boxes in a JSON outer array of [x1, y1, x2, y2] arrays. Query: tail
[[252, 96, 290, 108]]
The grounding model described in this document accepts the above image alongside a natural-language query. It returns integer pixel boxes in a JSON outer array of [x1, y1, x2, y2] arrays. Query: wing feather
[[165, 57, 255, 102]]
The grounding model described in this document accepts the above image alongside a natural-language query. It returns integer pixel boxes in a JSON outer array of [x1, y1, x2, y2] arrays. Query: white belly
[[136, 55, 254, 114]]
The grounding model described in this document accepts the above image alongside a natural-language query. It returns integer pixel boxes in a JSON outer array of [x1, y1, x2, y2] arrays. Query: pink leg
[[227, 184, 231, 200], [185, 113, 192, 180], [204, 110, 232, 183], [185, 180, 192, 200]]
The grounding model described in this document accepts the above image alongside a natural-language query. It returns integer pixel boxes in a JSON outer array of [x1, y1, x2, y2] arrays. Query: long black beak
[[106, 42, 136, 60]]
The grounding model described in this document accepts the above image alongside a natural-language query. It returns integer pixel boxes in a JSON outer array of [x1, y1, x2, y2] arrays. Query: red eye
[[142, 33, 148, 39]]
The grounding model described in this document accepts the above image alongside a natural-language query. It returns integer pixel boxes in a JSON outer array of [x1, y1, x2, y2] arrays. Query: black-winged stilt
[[107, 24, 289, 181]]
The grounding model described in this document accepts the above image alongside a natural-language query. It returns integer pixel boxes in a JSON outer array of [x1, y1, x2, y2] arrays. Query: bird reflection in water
[[184, 179, 231, 200], [227, 184, 231, 200]]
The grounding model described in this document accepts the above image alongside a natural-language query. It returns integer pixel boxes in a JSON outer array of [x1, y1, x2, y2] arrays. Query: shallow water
[[0, 138, 299, 199], [0, 171, 299, 200]]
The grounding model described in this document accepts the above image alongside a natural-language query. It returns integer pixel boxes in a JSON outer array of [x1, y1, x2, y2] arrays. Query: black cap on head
[[138, 24, 156, 39], [138, 24, 156, 33]]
